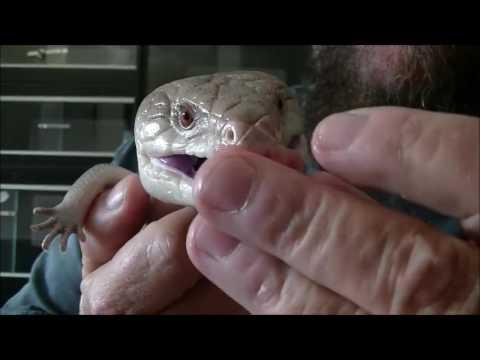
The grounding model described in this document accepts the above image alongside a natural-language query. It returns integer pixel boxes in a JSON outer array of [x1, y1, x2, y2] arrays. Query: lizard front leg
[[31, 164, 132, 251]]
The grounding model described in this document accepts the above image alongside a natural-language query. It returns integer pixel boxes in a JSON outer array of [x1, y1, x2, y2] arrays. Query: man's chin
[[353, 46, 427, 91], [306, 45, 480, 132]]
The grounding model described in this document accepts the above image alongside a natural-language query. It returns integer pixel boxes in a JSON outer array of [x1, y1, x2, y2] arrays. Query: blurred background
[[0, 45, 312, 305]]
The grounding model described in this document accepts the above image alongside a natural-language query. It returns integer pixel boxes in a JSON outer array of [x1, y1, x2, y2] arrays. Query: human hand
[[79, 174, 245, 314], [187, 107, 479, 314]]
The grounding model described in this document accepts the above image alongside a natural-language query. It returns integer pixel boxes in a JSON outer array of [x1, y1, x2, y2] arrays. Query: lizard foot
[[31, 206, 86, 252]]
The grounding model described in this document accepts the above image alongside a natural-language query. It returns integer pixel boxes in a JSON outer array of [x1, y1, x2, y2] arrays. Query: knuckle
[[79, 278, 123, 315], [389, 227, 469, 314], [396, 112, 424, 170], [79, 278, 89, 295], [142, 221, 185, 273], [307, 298, 351, 315], [305, 187, 355, 276], [259, 179, 353, 281], [252, 269, 364, 315], [83, 296, 112, 315], [365, 110, 425, 183], [259, 178, 329, 262], [80, 270, 130, 315], [79, 277, 105, 314], [79, 296, 91, 315], [253, 273, 284, 312], [248, 260, 287, 313], [368, 110, 424, 178], [79, 277, 99, 314], [286, 284, 328, 314], [297, 281, 363, 315], [254, 180, 304, 253]]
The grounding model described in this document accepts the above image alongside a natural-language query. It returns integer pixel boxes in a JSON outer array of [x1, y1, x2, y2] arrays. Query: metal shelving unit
[[0, 45, 145, 305]]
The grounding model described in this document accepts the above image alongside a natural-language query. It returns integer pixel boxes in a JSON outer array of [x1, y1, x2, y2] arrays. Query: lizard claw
[[33, 207, 56, 216], [40, 224, 63, 250], [59, 227, 76, 252], [31, 206, 83, 252], [30, 216, 57, 231]]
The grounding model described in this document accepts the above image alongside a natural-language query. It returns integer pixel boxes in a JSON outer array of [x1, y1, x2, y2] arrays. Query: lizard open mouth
[[150, 154, 207, 178]]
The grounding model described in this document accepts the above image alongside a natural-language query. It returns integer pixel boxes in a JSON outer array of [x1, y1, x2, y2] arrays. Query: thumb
[[81, 174, 150, 275]]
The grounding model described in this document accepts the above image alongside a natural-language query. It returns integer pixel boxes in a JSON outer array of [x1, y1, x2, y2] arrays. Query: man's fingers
[[81, 173, 180, 276], [187, 216, 366, 314], [162, 278, 248, 314], [311, 171, 374, 203], [312, 107, 479, 219], [193, 149, 480, 314], [80, 207, 199, 314], [81, 174, 150, 275]]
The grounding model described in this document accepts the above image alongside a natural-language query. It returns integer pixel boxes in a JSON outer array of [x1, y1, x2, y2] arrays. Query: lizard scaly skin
[[31, 71, 307, 251]]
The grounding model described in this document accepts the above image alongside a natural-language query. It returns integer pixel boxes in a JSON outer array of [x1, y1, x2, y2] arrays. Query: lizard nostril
[[226, 128, 235, 142], [222, 125, 237, 144]]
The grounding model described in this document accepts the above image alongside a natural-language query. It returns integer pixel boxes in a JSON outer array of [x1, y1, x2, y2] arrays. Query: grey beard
[[304, 45, 480, 137]]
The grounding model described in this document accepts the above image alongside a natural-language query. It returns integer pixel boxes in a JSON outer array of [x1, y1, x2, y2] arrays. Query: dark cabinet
[[1, 186, 67, 273], [1, 45, 137, 67], [0, 45, 143, 307], [1, 100, 133, 153]]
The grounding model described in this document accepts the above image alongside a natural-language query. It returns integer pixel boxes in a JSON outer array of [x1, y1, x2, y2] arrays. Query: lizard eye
[[178, 106, 195, 129]]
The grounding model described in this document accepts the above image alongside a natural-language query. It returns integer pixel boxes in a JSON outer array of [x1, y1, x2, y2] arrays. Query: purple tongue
[[158, 154, 196, 177]]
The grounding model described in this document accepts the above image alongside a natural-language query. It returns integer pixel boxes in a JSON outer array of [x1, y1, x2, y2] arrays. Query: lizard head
[[134, 71, 306, 206]]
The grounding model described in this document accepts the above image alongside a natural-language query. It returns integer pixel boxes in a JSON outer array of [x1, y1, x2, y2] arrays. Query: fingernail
[[313, 112, 369, 151], [189, 218, 239, 259], [195, 156, 256, 212], [105, 182, 125, 210]]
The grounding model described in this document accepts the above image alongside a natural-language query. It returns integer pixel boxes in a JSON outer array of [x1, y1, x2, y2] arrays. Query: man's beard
[[304, 45, 480, 137]]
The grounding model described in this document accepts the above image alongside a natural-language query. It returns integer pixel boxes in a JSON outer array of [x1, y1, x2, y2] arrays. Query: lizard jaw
[[137, 140, 305, 207], [150, 155, 207, 178], [138, 151, 207, 206]]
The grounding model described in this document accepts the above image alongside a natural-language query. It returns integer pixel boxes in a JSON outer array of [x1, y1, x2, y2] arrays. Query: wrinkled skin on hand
[[187, 107, 479, 314], [78, 65, 479, 314], [79, 107, 479, 315], [79, 174, 246, 314]]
